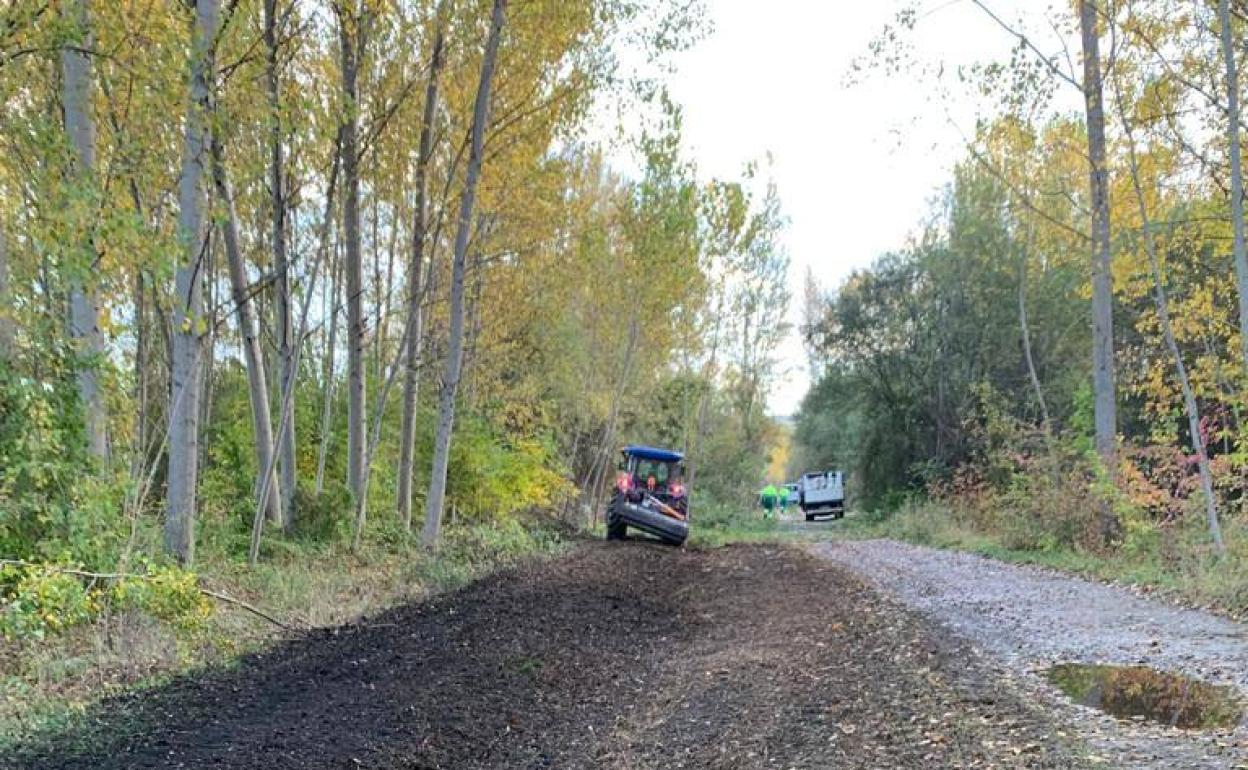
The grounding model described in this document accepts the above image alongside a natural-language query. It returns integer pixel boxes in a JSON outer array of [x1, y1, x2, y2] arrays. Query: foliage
[[0, 361, 128, 568], [0, 561, 211, 642]]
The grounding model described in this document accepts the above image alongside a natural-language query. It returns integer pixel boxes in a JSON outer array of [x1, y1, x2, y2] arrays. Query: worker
[[777, 485, 789, 515], [759, 483, 778, 519]]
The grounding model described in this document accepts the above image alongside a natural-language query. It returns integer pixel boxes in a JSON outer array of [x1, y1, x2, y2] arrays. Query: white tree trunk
[[338, 4, 367, 506], [1079, 1, 1117, 464], [210, 137, 284, 527], [1017, 238, 1050, 429], [166, 0, 220, 565], [61, 0, 108, 461], [265, 0, 296, 526], [1218, 0, 1248, 373], [1113, 76, 1227, 555], [422, 0, 507, 549], [398, 11, 447, 533]]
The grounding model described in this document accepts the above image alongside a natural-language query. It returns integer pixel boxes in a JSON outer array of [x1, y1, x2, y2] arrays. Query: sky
[[656, 0, 1067, 416]]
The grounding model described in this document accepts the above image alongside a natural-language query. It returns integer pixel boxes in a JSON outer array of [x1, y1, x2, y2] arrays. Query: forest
[[795, 0, 1248, 609], [0, 0, 790, 685]]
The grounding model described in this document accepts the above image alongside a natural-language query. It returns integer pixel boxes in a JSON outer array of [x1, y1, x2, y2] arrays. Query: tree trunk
[[247, 141, 341, 565], [1217, 0, 1248, 375], [166, 0, 220, 565], [316, 243, 342, 495], [351, 306, 415, 550], [210, 136, 284, 527], [198, 229, 218, 485], [132, 266, 149, 477], [1113, 78, 1227, 555], [61, 0, 108, 461], [586, 316, 639, 522], [1017, 238, 1051, 429], [338, 3, 368, 506], [266, 0, 296, 526], [687, 289, 726, 491], [1079, 0, 1117, 465], [422, 0, 507, 549], [398, 11, 447, 532]]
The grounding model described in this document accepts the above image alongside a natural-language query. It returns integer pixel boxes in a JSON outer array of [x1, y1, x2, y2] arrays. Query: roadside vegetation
[[794, 3, 1248, 618]]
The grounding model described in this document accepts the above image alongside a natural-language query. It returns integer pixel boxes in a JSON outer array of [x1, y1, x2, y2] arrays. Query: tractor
[[605, 445, 689, 546]]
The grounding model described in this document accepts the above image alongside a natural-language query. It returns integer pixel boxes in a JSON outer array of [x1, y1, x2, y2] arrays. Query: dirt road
[[14, 542, 1085, 769]]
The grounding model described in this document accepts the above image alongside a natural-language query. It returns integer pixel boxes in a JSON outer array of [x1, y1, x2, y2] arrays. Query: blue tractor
[[606, 445, 689, 546]]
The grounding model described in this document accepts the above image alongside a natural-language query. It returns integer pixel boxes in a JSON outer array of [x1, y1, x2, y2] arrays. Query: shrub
[[291, 483, 353, 543], [0, 564, 96, 641], [0, 361, 129, 567], [0, 561, 212, 642]]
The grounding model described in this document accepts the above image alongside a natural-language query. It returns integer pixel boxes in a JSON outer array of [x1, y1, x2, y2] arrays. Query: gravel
[[814, 538, 1248, 769]]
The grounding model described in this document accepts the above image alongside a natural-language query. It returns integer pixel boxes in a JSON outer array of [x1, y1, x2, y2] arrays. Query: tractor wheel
[[606, 518, 626, 540], [606, 499, 626, 541]]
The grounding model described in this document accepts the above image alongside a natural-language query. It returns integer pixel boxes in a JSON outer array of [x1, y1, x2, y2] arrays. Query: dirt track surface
[[816, 539, 1248, 769], [13, 542, 1086, 769]]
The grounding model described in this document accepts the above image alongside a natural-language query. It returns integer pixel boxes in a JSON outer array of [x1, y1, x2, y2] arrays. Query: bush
[[0, 564, 96, 640], [0, 361, 129, 567], [291, 483, 353, 543], [0, 561, 212, 642], [109, 566, 213, 632]]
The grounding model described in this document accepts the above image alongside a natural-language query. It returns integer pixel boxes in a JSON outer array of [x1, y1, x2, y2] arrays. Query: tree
[[1217, 0, 1248, 375], [265, 0, 296, 525], [60, 0, 108, 461], [1112, 72, 1225, 555], [1079, 0, 1117, 466], [209, 133, 283, 528], [423, 0, 508, 549], [336, 1, 369, 506], [167, 0, 221, 565], [398, 4, 447, 533]]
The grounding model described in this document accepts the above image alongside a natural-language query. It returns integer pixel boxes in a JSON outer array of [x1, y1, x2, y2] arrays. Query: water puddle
[[1045, 663, 1242, 729]]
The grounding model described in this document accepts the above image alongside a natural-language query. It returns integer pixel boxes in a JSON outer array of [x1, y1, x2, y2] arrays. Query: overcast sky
[[656, 0, 1071, 415]]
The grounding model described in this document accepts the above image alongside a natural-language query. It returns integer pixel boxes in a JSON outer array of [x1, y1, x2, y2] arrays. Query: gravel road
[[815, 539, 1248, 769]]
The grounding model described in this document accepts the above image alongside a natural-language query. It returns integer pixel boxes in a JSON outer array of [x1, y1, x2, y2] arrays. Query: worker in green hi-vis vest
[[759, 484, 779, 519]]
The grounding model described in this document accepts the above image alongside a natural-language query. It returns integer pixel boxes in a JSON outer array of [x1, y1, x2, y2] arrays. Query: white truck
[[799, 470, 844, 521]]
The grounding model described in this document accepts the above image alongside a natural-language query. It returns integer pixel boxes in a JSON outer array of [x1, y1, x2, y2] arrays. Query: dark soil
[[11, 543, 1087, 769]]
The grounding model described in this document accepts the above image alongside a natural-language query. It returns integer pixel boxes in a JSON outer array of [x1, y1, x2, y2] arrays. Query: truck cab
[[799, 470, 844, 521]]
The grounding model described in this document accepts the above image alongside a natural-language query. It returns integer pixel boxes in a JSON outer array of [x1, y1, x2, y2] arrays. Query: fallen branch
[[196, 586, 299, 631]]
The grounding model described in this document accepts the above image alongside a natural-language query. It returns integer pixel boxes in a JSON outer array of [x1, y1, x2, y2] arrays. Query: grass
[[688, 501, 785, 547], [0, 516, 569, 751], [841, 499, 1248, 620]]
